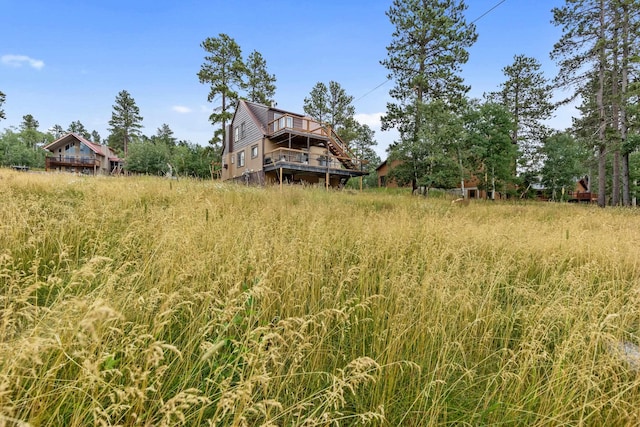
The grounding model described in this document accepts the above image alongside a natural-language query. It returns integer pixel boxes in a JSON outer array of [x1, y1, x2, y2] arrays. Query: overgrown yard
[[1, 169, 640, 426]]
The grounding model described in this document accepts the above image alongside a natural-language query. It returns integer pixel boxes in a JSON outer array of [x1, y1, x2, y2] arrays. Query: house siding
[[233, 103, 263, 151], [222, 102, 268, 181]]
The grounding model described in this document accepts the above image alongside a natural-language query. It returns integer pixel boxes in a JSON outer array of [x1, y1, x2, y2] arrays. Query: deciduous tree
[[465, 101, 518, 199], [541, 132, 588, 201]]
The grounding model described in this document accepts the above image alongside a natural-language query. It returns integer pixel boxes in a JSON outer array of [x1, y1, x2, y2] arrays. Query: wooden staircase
[[325, 126, 358, 170]]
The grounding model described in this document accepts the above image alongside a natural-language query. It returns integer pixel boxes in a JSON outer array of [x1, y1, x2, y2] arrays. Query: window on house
[[241, 122, 246, 139], [234, 126, 239, 142], [237, 150, 245, 167], [231, 154, 235, 164], [251, 145, 258, 158]]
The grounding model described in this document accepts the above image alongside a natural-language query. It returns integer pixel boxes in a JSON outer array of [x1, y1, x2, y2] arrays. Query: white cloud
[[354, 112, 384, 128], [1, 54, 44, 70], [172, 105, 192, 114]]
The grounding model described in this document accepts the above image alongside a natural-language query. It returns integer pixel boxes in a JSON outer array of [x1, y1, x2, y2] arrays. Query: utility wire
[[354, 0, 509, 103], [470, 0, 507, 25]]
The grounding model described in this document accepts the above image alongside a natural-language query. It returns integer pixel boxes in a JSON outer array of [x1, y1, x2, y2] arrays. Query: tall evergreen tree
[[303, 81, 355, 131], [612, 0, 640, 205], [303, 82, 330, 125], [108, 90, 143, 156], [68, 120, 91, 139], [244, 50, 276, 105], [381, 0, 477, 192], [20, 114, 39, 131], [19, 114, 42, 150], [0, 91, 6, 121], [50, 124, 65, 139], [91, 130, 101, 144], [198, 33, 246, 146], [155, 123, 177, 146], [552, 0, 610, 207], [489, 55, 554, 175]]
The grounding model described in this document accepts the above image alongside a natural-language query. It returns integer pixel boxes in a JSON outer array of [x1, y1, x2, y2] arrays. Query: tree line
[[0, 89, 218, 178], [380, 0, 640, 205]]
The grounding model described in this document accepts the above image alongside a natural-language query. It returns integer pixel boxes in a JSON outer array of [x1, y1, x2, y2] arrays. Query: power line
[[354, 78, 392, 103], [354, 0, 509, 104], [470, 0, 507, 24]]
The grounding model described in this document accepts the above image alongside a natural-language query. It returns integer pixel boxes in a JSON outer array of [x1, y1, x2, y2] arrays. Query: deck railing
[[266, 114, 328, 137], [264, 148, 363, 171], [46, 156, 100, 167]]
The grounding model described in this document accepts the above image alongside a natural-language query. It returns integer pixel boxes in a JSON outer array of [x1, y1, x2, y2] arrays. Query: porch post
[[326, 146, 329, 191]]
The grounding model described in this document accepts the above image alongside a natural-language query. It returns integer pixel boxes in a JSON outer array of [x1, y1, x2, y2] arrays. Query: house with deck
[[221, 100, 367, 187], [44, 133, 124, 175]]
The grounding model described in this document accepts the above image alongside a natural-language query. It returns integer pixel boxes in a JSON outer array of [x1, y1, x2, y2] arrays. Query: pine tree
[[489, 55, 554, 176], [303, 81, 355, 131], [245, 50, 276, 105], [155, 124, 176, 146], [381, 0, 477, 192], [19, 114, 42, 150], [50, 124, 65, 139], [303, 82, 329, 125], [197, 33, 246, 146], [20, 114, 39, 131], [551, 0, 610, 207], [612, 0, 640, 205], [91, 130, 101, 144], [68, 120, 91, 139], [107, 90, 143, 156]]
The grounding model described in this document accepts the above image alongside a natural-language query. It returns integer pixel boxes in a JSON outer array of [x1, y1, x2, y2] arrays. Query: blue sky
[[1, 0, 570, 157]]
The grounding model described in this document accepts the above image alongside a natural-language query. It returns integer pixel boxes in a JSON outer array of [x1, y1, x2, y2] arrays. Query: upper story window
[[240, 122, 246, 139], [273, 114, 293, 131], [237, 150, 245, 167], [80, 144, 92, 157], [234, 126, 239, 142], [251, 145, 258, 158]]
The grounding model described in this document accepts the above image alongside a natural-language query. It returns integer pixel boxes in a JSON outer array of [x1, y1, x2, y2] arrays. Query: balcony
[[46, 156, 100, 170], [263, 148, 366, 177], [266, 114, 330, 142]]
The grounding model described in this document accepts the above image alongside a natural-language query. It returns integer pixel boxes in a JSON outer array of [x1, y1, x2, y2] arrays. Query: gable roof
[[44, 133, 123, 161], [237, 99, 315, 132]]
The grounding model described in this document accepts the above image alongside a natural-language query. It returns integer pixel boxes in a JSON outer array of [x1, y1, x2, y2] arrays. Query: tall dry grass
[[1, 168, 640, 426]]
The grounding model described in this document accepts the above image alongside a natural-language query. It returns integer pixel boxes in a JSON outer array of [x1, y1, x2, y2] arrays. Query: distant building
[[44, 133, 124, 175], [376, 159, 405, 188]]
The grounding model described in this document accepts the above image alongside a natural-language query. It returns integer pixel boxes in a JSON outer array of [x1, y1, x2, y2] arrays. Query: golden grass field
[[2, 168, 640, 426]]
